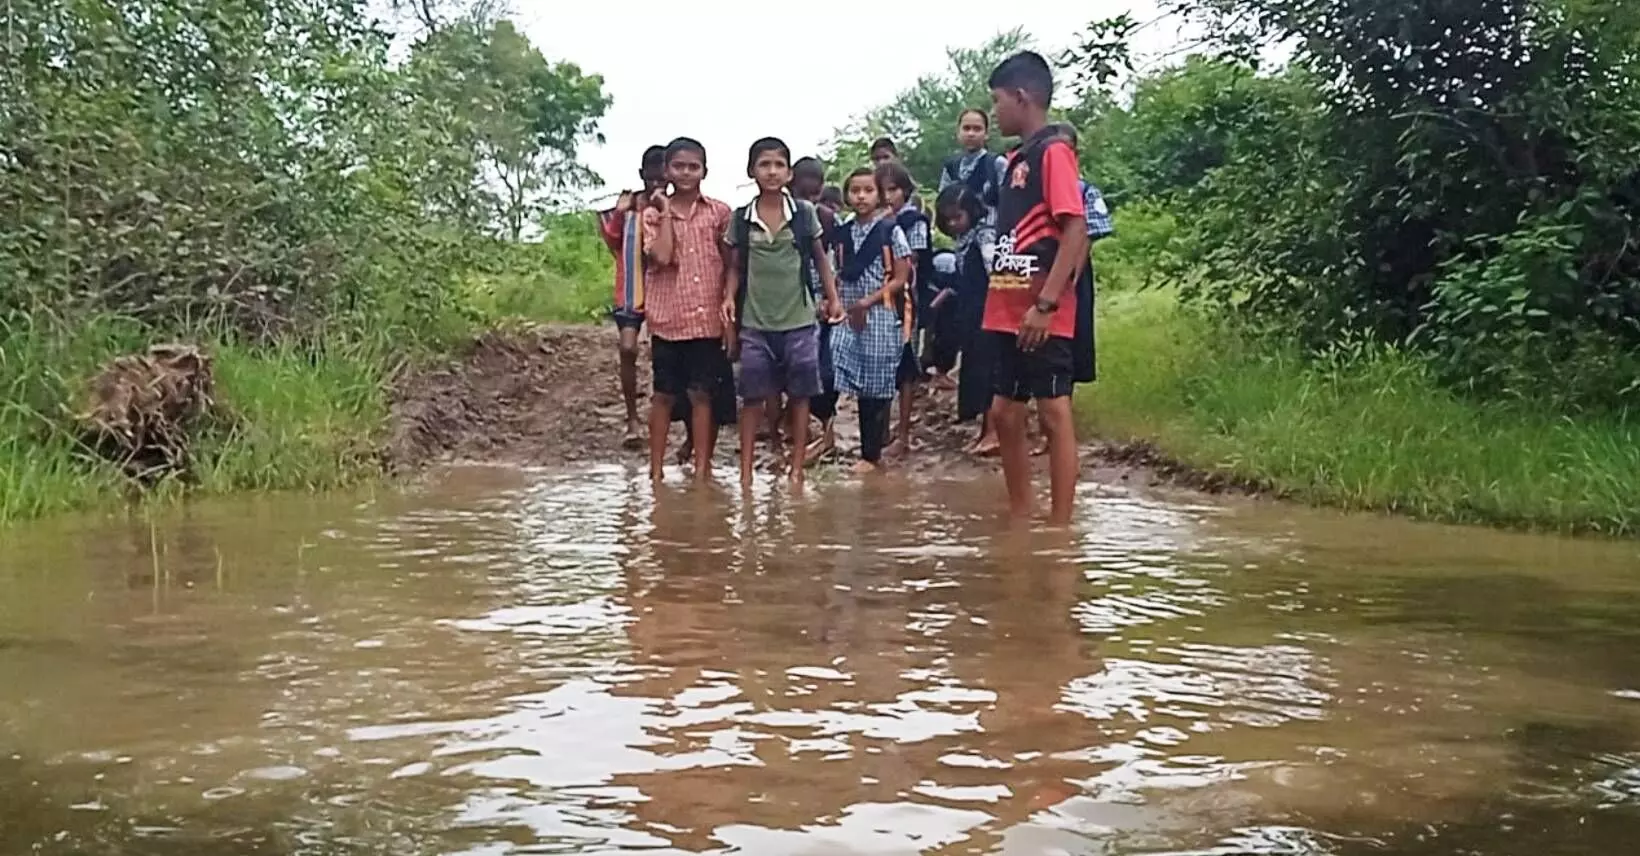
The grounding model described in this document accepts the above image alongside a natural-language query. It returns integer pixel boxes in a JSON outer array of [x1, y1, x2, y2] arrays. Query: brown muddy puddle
[[3, 465, 1640, 854]]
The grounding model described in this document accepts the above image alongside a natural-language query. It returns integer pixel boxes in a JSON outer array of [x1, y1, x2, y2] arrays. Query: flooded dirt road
[[3, 465, 1640, 854]]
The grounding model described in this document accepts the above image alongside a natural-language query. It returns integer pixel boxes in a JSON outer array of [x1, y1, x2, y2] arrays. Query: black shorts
[[610, 307, 645, 331], [652, 336, 729, 399], [990, 332, 1074, 401]]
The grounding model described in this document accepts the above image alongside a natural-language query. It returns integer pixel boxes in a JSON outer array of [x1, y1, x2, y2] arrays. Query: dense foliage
[[1108, 0, 1640, 411], [0, 0, 608, 342], [830, 1, 1640, 413]]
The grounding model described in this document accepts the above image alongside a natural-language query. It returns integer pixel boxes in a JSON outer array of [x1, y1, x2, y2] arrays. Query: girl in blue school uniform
[[830, 167, 914, 473], [933, 183, 1001, 455]]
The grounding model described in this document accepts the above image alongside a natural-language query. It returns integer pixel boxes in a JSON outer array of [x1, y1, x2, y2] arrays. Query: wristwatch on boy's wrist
[[1034, 297, 1059, 314]]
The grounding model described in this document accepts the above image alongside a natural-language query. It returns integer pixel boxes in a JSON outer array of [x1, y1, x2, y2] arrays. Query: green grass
[[0, 317, 398, 526], [1081, 289, 1640, 535], [0, 216, 616, 528]]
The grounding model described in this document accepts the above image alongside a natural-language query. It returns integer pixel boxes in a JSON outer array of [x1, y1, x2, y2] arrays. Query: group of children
[[596, 50, 1107, 523]]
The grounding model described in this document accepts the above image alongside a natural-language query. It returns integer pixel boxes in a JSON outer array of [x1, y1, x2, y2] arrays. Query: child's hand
[[720, 296, 737, 327], [615, 191, 634, 213], [821, 297, 844, 324], [648, 188, 668, 211], [847, 299, 870, 331]]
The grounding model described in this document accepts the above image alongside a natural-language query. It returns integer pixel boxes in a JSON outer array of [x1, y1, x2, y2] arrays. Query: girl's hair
[[958, 107, 989, 129], [820, 185, 844, 208], [869, 136, 898, 156], [844, 166, 877, 191], [747, 136, 791, 173], [873, 161, 915, 198], [934, 184, 986, 237]]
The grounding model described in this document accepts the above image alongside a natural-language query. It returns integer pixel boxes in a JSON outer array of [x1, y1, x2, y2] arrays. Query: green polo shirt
[[725, 195, 823, 332]]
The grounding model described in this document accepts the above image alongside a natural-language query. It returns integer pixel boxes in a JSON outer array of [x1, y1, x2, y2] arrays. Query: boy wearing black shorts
[[983, 52, 1090, 524]]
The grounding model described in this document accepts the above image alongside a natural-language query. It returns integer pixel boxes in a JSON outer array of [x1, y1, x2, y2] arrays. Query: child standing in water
[[598, 144, 668, 448], [933, 183, 999, 453], [642, 136, 734, 484], [790, 157, 843, 463], [875, 160, 931, 459], [984, 51, 1089, 524], [830, 167, 912, 473], [722, 139, 841, 489]]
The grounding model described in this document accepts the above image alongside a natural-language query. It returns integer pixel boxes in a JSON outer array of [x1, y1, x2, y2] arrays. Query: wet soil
[[387, 323, 1252, 492]]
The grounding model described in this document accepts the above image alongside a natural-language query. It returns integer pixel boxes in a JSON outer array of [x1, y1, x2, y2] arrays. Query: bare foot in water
[[676, 441, 693, 468], [850, 459, 882, 475], [1030, 438, 1049, 457], [972, 435, 1001, 457], [884, 438, 908, 459], [805, 428, 835, 465], [622, 419, 644, 450]]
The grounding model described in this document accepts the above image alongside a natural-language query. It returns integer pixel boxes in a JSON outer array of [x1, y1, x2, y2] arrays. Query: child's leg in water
[[854, 397, 892, 473]]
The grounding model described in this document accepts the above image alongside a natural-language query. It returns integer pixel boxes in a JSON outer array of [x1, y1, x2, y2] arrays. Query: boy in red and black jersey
[[983, 51, 1091, 524]]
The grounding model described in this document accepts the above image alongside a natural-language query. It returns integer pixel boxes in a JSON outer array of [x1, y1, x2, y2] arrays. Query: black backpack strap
[[789, 199, 819, 301], [838, 218, 894, 283], [732, 204, 752, 323]]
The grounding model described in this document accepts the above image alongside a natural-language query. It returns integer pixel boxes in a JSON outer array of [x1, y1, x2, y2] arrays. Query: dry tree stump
[[77, 344, 216, 483]]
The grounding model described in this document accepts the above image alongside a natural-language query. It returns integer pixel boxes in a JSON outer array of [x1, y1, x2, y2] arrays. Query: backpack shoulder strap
[[789, 199, 815, 244]]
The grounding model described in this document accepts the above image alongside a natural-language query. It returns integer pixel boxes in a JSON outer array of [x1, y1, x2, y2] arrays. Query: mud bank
[[387, 323, 1252, 492]]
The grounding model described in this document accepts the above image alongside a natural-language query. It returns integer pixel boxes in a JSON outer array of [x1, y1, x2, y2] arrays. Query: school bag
[[895, 207, 937, 327], [729, 197, 821, 326]]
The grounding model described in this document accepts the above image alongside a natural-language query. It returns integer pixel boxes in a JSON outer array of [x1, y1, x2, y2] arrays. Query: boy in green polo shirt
[[721, 137, 842, 490]]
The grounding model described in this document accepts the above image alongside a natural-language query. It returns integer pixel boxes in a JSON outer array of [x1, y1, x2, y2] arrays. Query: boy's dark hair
[[934, 184, 986, 237], [747, 136, 791, 173], [792, 156, 825, 182], [958, 107, 990, 128], [844, 166, 876, 190], [641, 144, 667, 170], [987, 51, 1054, 106], [820, 185, 844, 208], [873, 160, 915, 198], [869, 137, 898, 155], [1046, 122, 1079, 151], [664, 136, 707, 167]]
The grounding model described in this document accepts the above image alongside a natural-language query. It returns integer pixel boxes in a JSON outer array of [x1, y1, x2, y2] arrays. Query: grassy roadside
[[1080, 289, 1640, 535], [0, 237, 613, 526]]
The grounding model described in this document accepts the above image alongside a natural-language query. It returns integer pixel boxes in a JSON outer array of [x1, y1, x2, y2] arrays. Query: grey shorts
[[738, 326, 822, 402]]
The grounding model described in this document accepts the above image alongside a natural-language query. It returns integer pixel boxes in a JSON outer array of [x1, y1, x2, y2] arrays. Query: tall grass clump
[[1083, 290, 1640, 535]]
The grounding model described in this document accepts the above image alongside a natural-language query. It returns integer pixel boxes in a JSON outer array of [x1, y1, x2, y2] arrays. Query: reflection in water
[[2, 466, 1640, 854]]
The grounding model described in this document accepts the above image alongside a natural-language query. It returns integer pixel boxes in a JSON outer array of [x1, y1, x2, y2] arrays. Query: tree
[[824, 30, 1034, 189], [409, 18, 609, 240]]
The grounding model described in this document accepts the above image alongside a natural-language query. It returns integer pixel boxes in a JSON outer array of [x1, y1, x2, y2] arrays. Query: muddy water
[[3, 467, 1640, 855]]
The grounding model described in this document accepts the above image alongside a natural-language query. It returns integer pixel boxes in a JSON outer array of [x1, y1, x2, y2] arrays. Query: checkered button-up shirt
[[1082, 181, 1113, 240], [642, 195, 731, 341]]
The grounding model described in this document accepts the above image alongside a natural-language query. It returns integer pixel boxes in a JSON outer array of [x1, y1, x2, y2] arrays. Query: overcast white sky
[[510, 1, 1174, 203]]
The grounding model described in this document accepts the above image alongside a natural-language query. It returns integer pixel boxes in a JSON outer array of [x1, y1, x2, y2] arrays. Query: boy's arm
[[813, 238, 841, 316], [644, 204, 675, 267], [720, 244, 740, 325], [597, 209, 623, 253]]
